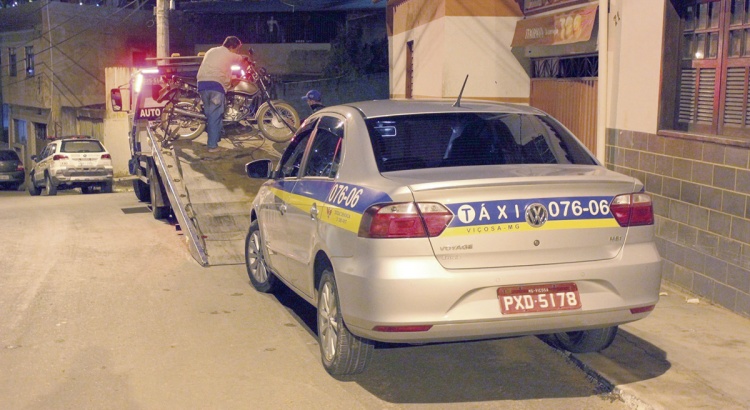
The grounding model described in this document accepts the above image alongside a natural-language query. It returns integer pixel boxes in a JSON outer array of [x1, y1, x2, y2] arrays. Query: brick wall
[[607, 128, 750, 318]]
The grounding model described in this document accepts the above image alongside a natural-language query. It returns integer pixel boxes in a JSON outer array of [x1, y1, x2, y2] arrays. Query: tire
[[28, 175, 41, 196], [317, 269, 373, 377], [552, 326, 618, 353], [45, 174, 57, 196], [133, 178, 150, 202], [256, 101, 300, 143], [161, 100, 206, 140], [102, 180, 114, 194], [245, 220, 277, 293], [81, 186, 94, 194], [148, 164, 170, 220]]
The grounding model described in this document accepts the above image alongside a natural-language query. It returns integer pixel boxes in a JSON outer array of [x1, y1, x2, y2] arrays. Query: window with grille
[[25, 46, 34, 77], [677, 0, 750, 137], [8, 48, 17, 77]]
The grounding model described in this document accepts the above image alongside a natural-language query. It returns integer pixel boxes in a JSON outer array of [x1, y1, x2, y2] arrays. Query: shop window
[[8, 48, 17, 77], [674, 0, 750, 137]]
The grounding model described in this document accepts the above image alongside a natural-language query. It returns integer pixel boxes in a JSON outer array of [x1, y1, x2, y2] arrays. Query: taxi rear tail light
[[610, 193, 654, 227], [53, 154, 69, 161], [101, 154, 112, 159], [630, 305, 655, 314], [359, 202, 453, 238], [373, 325, 433, 332]]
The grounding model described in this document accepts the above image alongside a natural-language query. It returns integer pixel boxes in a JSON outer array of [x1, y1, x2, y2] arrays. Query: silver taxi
[[244, 100, 661, 377]]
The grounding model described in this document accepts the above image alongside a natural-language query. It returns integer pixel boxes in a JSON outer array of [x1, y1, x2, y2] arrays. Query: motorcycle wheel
[[256, 101, 300, 143], [162, 100, 206, 141]]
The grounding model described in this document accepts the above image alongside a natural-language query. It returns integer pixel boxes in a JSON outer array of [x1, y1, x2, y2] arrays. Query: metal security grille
[[531, 55, 598, 79], [529, 54, 599, 153]]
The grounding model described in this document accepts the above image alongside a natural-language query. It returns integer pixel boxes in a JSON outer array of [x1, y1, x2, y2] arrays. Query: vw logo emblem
[[525, 203, 548, 228]]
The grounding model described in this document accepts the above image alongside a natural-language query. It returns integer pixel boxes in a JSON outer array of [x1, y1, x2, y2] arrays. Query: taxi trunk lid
[[388, 165, 640, 269]]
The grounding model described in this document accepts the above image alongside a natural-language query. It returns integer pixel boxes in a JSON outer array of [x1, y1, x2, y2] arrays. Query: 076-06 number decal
[[547, 199, 610, 218], [327, 183, 364, 208]]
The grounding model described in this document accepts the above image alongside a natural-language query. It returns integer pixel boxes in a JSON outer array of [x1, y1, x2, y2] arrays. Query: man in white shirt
[[197, 36, 249, 152]]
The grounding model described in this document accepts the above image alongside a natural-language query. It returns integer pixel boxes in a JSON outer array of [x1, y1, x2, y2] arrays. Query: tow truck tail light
[[610, 193, 654, 227], [52, 154, 69, 161], [359, 202, 453, 238]]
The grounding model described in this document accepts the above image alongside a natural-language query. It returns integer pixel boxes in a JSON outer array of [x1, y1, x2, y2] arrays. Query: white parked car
[[28, 136, 114, 196], [244, 99, 662, 377]]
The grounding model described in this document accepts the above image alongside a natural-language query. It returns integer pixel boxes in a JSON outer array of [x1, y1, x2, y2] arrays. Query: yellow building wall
[[389, 0, 527, 101], [606, 0, 665, 134]]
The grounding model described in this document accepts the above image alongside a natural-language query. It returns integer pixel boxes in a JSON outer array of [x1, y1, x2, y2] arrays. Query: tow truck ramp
[[146, 126, 281, 266]]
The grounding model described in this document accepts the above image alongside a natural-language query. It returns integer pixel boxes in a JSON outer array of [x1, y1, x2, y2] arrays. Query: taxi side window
[[303, 116, 343, 179], [279, 132, 311, 179]]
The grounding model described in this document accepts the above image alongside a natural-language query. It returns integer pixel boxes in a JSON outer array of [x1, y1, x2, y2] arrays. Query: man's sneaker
[[207, 147, 221, 153]]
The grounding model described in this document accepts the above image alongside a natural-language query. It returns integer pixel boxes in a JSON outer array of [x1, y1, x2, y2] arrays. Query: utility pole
[[155, 0, 170, 59]]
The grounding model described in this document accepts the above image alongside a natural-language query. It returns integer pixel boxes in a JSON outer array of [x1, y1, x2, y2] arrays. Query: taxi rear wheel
[[245, 220, 277, 293], [317, 269, 373, 377], [45, 174, 57, 196], [552, 326, 618, 353]]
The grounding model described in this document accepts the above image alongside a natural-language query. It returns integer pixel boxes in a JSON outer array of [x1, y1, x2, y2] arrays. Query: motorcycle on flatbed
[[156, 61, 300, 144]]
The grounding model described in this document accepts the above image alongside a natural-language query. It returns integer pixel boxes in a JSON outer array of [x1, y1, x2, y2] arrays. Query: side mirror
[[110, 88, 123, 112], [30, 155, 38, 162], [245, 159, 274, 179]]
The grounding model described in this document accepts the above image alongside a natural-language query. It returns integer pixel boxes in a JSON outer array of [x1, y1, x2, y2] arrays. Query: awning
[[511, 5, 598, 48]]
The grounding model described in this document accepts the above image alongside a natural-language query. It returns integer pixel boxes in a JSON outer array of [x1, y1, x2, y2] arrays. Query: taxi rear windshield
[[61, 140, 105, 153], [366, 113, 597, 172]]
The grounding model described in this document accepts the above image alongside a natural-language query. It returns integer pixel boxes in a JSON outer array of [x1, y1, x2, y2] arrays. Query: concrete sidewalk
[[568, 283, 750, 409]]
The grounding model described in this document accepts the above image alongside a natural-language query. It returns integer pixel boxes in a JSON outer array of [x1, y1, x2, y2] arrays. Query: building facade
[[0, 1, 155, 172], [387, 0, 750, 318]]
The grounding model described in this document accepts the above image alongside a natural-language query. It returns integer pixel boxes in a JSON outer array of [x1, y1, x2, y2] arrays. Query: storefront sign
[[511, 5, 597, 47], [523, 0, 588, 14]]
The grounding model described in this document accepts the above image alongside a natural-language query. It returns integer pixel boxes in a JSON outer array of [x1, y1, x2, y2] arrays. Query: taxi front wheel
[[245, 220, 277, 293], [317, 269, 373, 377], [552, 326, 618, 353]]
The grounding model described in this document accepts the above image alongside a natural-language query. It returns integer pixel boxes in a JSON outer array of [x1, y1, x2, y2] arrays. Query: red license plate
[[497, 283, 582, 314]]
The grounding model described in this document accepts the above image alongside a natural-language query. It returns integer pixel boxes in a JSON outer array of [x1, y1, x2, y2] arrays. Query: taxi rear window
[[61, 140, 105, 153], [366, 113, 597, 172]]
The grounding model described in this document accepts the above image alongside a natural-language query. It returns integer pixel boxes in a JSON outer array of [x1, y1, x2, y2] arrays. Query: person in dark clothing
[[302, 89, 325, 114]]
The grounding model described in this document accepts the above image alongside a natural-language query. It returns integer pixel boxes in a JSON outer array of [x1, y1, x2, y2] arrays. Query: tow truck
[[110, 57, 283, 266]]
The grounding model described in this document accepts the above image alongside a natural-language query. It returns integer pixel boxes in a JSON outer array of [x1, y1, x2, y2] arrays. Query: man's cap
[[302, 90, 322, 102]]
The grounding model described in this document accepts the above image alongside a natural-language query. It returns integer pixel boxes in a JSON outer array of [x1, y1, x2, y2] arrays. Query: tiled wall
[[606, 128, 750, 318]]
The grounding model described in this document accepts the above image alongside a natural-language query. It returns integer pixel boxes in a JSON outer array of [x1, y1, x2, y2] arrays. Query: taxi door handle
[[310, 203, 318, 220], [279, 203, 287, 215]]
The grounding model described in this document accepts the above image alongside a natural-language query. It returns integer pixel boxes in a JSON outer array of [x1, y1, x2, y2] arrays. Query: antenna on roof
[[453, 75, 469, 108]]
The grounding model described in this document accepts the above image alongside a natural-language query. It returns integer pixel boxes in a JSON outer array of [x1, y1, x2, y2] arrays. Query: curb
[[546, 344, 655, 410]]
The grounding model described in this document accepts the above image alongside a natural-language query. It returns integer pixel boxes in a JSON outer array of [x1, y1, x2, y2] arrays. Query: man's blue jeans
[[199, 90, 225, 149]]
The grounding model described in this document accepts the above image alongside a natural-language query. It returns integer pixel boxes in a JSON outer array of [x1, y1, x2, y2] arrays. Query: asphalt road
[[0, 189, 630, 410]]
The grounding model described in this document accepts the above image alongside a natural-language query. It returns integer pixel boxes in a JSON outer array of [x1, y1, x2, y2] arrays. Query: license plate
[[498, 283, 581, 314], [0, 175, 9, 180]]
